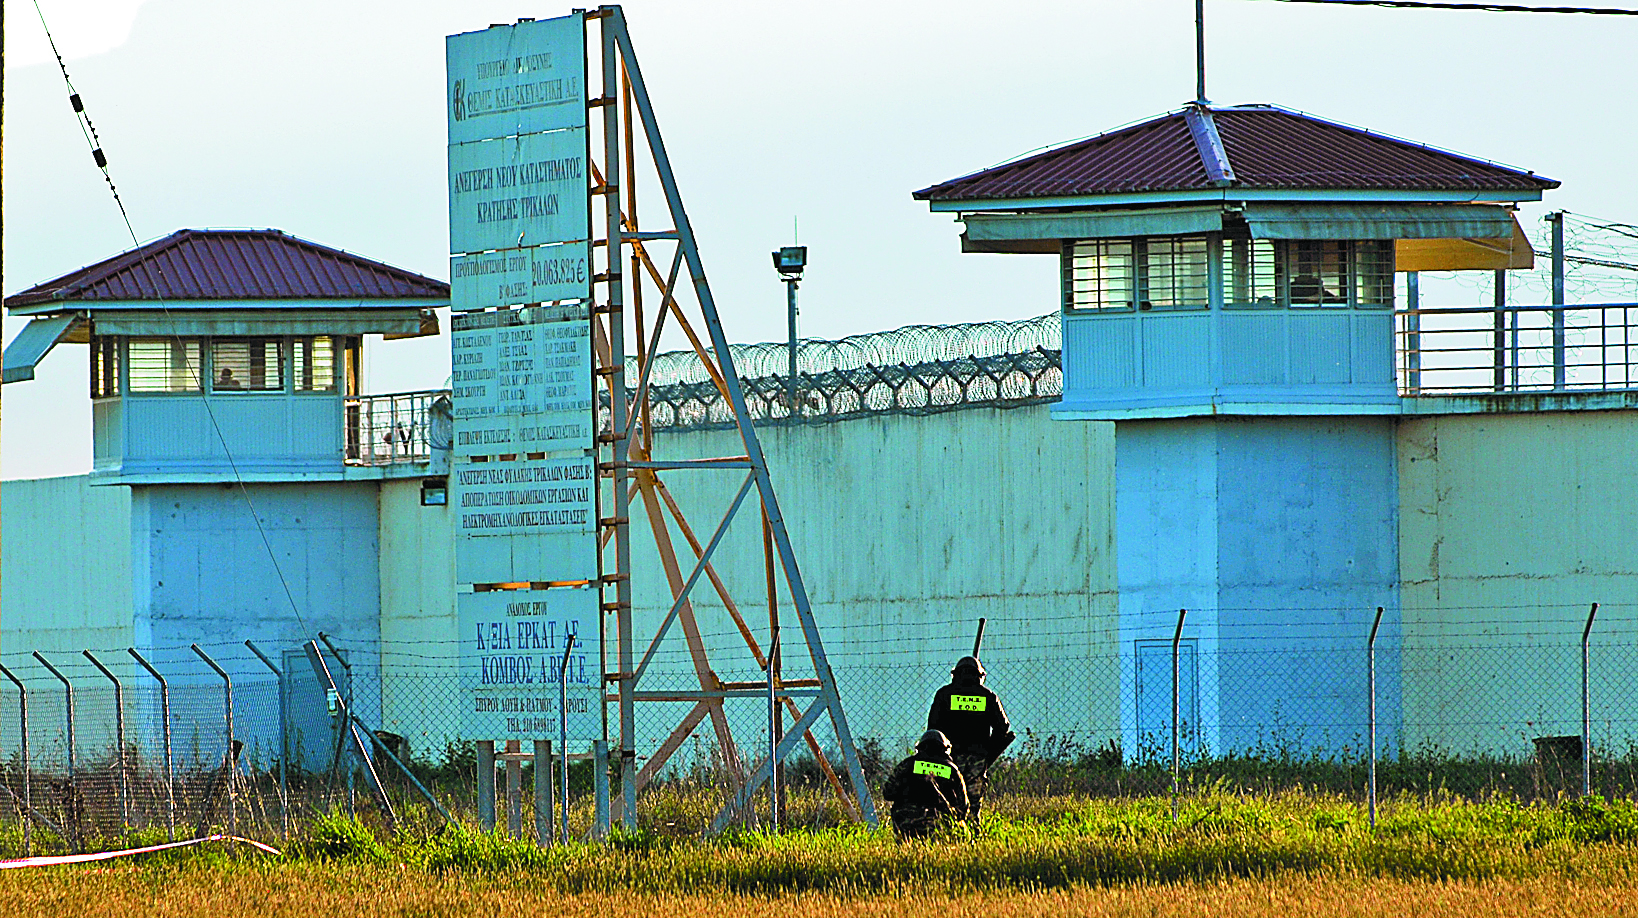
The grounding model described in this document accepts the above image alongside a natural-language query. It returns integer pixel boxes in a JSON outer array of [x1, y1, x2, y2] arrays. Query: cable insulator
[[70, 92, 84, 112], [93, 149, 108, 169]]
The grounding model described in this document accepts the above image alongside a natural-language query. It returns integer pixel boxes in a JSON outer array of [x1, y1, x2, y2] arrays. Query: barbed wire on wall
[[633, 313, 1062, 387], [1432, 210, 1638, 303], [610, 313, 1064, 434]]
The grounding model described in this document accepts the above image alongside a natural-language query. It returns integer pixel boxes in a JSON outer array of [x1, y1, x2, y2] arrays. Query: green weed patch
[[302, 793, 1638, 894]]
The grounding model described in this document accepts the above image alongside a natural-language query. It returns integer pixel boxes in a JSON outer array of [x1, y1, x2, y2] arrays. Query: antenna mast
[[1196, 0, 1208, 103]]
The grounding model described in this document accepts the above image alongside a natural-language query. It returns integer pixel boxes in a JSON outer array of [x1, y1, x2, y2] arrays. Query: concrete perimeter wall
[[623, 406, 1120, 765], [0, 475, 134, 656], [378, 477, 460, 756], [1397, 409, 1638, 755]]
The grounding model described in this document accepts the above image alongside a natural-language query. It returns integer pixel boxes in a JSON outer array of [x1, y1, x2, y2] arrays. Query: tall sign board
[[447, 15, 597, 740]]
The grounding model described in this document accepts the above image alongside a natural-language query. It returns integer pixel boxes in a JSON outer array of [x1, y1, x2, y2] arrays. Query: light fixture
[[771, 245, 808, 279]]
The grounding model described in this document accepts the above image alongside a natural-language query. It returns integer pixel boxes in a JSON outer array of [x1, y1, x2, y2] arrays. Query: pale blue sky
[[5, 0, 1635, 479]]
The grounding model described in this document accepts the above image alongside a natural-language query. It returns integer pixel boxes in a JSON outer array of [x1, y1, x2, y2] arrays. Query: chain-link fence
[[3, 603, 1633, 851]]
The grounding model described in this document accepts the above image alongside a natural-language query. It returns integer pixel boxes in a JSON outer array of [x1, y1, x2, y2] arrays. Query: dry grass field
[[2, 792, 1635, 916], [2, 868, 1635, 918]]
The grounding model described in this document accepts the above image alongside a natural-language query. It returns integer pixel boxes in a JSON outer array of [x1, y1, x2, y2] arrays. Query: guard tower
[[917, 103, 1560, 759], [3, 230, 450, 754], [5, 229, 448, 483]]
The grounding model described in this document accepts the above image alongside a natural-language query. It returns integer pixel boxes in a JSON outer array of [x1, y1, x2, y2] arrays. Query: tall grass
[[254, 791, 1638, 895]]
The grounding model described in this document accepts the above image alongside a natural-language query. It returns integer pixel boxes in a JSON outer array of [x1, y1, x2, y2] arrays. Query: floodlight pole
[[785, 277, 799, 417]]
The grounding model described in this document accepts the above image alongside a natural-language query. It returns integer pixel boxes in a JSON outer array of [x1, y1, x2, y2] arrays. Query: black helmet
[[952, 656, 985, 679], [917, 729, 951, 754]]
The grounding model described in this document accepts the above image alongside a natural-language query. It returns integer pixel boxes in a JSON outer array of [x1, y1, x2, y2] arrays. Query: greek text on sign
[[451, 241, 590, 311], [913, 760, 953, 779], [458, 588, 597, 738], [455, 457, 595, 536], [450, 305, 592, 451], [447, 16, 586, 144], [454, 415, 593, 461], [449, 131, 589, 255], [950, 694, 987, 712]]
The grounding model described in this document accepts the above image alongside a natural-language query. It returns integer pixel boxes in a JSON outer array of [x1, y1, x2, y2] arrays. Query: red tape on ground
[[0, 834, 281, 868]]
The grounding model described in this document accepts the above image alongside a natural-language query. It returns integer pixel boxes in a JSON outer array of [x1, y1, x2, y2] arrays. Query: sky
[[4, 0, 1635, 480]]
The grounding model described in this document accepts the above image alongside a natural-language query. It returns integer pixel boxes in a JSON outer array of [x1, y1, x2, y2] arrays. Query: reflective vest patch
[[950, 694, 987, 712], [913, 760, 953, 779]]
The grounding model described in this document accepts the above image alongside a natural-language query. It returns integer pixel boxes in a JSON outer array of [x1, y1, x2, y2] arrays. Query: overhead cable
[[1248, 0, 1638, 14], [29, 1, 314, 638]]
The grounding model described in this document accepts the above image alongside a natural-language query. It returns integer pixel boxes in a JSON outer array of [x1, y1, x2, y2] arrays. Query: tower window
[[1064, 240, 1136, 311], [211, 337, 285, 392], [90, 337, 120, 398], [128, 338, 203, 392], [1221, 238, 1280, 308], [1222, 239, 1394, 309], [293, 336, 337, 391], [1065, 237, 1211, 312], [1141, 237, 1210, 311]]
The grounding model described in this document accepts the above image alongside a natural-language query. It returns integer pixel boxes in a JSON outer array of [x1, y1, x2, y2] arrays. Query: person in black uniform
[[927, 656, 1014, 822], [881, 729, 968, 838]]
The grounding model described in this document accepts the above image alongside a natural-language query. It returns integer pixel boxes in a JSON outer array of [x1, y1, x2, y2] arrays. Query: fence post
[[559, 632, 576, 843], [766, 625, 780, 833], [191, 644, 236, 843], [318, 633, 357, 815], [1582, 602, 1599, 798], [82, 651, 128, 833], [535, 739, 553, 845], [1171, 608, 1186, 824], [128, 649, 175, 840], [0, 664, 31, 856], [477, 740, 496, 831], [1368, 607, 1384, 829], [505, 740, 523, 837], [592, 739, 610, 838], [1551, 211, 1566, 390], [245, 640, 289, 840], [1406, 272, 1422, 395], [31, 652, 78, 851], [1492, 269, 1507, 392], [303, 640, 397, 827]]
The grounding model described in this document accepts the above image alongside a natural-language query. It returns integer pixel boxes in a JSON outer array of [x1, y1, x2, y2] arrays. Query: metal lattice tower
[[586, 5, 876, 832]]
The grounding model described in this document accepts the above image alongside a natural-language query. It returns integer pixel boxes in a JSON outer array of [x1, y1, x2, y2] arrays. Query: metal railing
[[1397, 302, 1638, 397], [344, 390, 450, 466]]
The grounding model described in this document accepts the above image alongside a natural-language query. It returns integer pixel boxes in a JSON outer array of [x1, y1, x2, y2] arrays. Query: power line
[[1248, 0, 1638, 13], [30, 1, 314, 640]]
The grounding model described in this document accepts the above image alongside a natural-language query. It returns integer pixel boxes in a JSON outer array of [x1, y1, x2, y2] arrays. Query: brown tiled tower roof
[[914, 104, 1558, 202], [6, 229, 448, 309]]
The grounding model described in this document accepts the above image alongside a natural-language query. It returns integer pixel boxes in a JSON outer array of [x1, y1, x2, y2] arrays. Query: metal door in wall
[[1135, 639, 1199, 762]]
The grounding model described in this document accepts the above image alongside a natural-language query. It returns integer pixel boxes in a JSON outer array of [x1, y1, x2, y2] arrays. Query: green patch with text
[[913, 760, 953, 779]]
